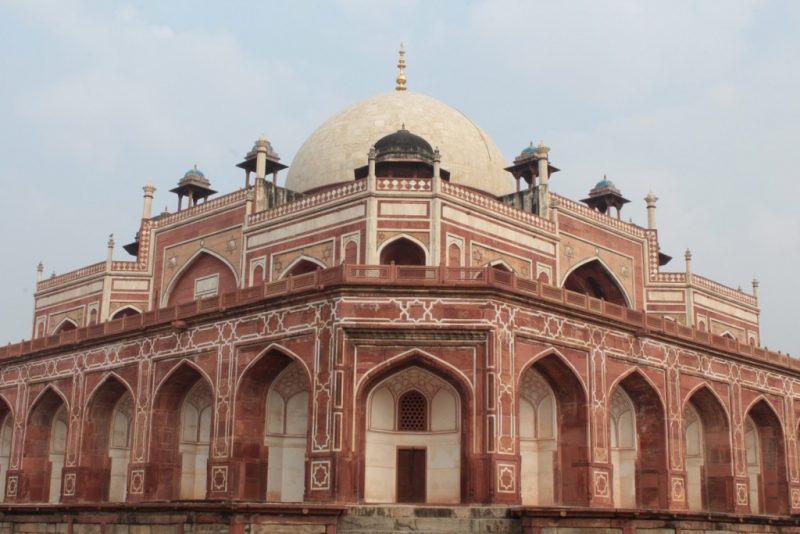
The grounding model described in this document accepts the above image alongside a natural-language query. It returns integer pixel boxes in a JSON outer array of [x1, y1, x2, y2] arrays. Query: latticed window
[[398, 390, 427, 431]]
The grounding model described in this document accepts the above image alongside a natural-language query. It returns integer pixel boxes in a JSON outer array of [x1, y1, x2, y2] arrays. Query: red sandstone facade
[[2, 87, 793, 533]]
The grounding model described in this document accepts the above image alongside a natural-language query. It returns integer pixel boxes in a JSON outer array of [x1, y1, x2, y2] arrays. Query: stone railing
[[693, 273, 757, 307], [551, 193, 646, 238], [652, 272, 687, 284], [248, 180, 367, 225], [152, 189, 249, 228], [9, 264, 790, 371], [441, 182, 555, 233], [377, 177, 431, 192], [37, 262, 106, 291]]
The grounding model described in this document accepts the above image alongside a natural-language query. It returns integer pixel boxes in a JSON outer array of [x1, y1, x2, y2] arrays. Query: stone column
[[645, 191, 658, 230], [142, 181, 156, 220]]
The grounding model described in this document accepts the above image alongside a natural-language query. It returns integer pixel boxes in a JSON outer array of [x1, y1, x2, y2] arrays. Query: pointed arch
[[162, 249, 239, 307], [232, 347, 311, 501], [149, 361, 214, 500], [683, 385, 733, 512], [79, 374, 135, 502], [609, 370, 668, 509], [109, 306, 142, 321], [562, 257, 630, 308], [744, 397, 789, 514], [23, 386, 69, 503], [378, 235, 428, 266], [487, 260, 513, 272], [52, 317, 78, 335], [356, 351, 471, 504], [0, 397, 12, 503], [518, 351, 590, 506], [279, 256, 326, 279]]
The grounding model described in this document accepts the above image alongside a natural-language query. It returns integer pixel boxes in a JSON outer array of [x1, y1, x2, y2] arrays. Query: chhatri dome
[[286, 46, 512, 196]]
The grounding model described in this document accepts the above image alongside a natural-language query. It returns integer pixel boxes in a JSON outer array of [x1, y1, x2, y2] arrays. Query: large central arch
[[562, 259, 630, 308], [356, 353, 471, 504]]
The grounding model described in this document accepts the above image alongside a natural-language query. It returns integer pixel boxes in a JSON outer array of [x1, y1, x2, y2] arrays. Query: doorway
[[397, 448, 426, 503]]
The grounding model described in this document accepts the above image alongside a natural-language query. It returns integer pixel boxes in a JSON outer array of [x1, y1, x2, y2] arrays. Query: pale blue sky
[[0, 1, 797, 355]]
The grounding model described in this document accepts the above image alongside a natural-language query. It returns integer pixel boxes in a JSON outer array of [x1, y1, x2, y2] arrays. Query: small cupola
[[504, 141, 560, 192], [355, 126, 449, 180], [170, 165, 217, 211], [236, 135, 288, 187], [581, 175, 630, 218]]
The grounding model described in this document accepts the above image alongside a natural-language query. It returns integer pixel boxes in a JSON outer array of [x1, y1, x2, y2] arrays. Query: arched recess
[[344, 240, 358, 264], [744, 399, 788, 514], [610, 372, 668, 509], [109, 306, 142, 321], [683, 387, 733, 512], [232, 348, 310, 501], [164, 251, 238, 307], [379, 236, 427, 266], [487, 260, 513, 272], [562, 258, 630, 308], [280, 256, 325, 279], [53, 318, 78, 335], [0, 397, 13, 503], [356, 353, 470, 504], [518, 352, 589, 506], [22, 388, 68, 503], [79, 375, 134, 502], [150, 363, 213, 500], [447, 243, 461, 267]]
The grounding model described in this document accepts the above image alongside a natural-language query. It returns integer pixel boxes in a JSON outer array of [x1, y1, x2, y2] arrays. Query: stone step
[[337, 506, 522, 533]]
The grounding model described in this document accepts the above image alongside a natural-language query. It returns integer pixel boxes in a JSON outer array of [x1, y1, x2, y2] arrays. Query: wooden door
[[397, 448, 426, 503]]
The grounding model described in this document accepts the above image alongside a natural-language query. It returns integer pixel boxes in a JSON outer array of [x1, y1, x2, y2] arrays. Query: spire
[[395, 43, 407, 91]]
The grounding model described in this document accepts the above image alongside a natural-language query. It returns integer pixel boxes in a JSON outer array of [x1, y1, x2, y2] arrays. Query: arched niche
[[53, 318, 78, 335], [233, 349, 308, 501], [150, 364, 213, 500], [281, 257, 324, 279], [379, 237, 427, 266], [745, 399, 788, 514], [683, 387, 733, 512], [0, 399, 13, 503], [519, 353, 589, 506], [109, 307, 141, 321], [80, 376, 133, 502], [165, 251, 238, 307], [363, 366, 460, 504], [563, 259, 629, 307], [265, 361, 310, 502], [611, 372, 668, 509], [23, 388, 68, 503], [519, 368, 557, 505]]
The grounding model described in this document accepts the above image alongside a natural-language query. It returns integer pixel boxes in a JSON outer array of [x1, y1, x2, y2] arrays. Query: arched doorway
[[80, 377, 133, 502], [519, 354, 589, 506], [233, 349, 310, 502], [683, 387, 733, 512], [744, 399, 788, 514], [0, 401, 12, 503], [150, 364, 213, 500], [362, 365, 461, 504], [610, 372, 667, 509], [165, 252, 238, 306], [23, 389, 67, 503], [379, 237, 427, 266], [563, 260, 629, 307]]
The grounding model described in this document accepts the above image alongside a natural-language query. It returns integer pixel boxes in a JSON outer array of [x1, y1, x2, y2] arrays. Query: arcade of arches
[[0, 343, 794, 517]]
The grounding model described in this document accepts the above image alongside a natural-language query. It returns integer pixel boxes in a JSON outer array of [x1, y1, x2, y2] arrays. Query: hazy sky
[[0, 1, 797, 355]]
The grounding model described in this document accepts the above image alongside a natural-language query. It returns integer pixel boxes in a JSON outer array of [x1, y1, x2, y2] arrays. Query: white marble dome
[[286, 91, 512, 196]]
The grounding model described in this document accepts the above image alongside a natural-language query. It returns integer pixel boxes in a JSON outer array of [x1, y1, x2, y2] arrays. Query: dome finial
[[395, 43, 407, 91]]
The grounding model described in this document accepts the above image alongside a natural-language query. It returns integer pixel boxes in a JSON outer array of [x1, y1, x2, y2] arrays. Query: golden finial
[[395, 43, 407, 91]]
